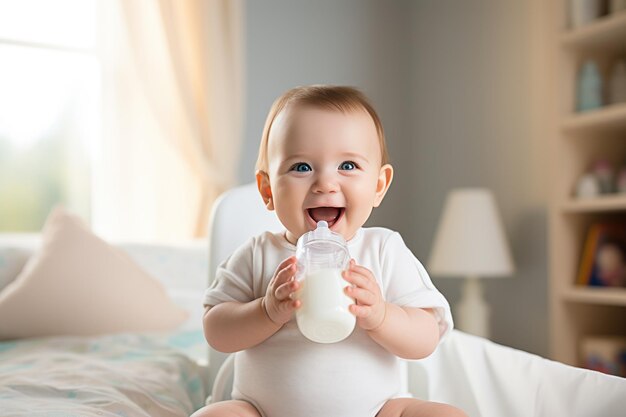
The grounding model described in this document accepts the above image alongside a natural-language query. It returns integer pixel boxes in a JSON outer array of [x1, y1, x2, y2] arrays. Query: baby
[[193, 86, 466, 417]]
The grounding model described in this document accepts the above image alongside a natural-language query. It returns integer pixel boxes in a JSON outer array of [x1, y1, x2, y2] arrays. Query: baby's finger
[[349, 263, 376, 282], [342, 269, 375, 291], [344, 285, 377, 306], [272, 261, 297, 288], [349, 304, 372, 318], [276, 298, 301, 315], [275, 279, 299, 301]]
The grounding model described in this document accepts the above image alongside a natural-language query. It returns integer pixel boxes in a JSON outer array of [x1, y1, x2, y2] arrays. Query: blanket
[[0, 332, 207, 416]]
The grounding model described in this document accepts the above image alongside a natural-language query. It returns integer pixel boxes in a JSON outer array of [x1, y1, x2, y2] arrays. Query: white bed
[[0, 234, 210, 416]]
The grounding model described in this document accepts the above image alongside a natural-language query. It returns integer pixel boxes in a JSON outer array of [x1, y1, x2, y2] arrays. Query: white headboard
[[207, 182, 283, 285]]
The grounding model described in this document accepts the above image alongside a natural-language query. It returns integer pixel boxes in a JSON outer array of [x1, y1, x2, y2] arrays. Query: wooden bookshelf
[[562, 103, 626, 136], [549, 2, 626, 368], [562, 194, 626, 213], [563, 287, 626, 306], [560, 11, 626, 53]]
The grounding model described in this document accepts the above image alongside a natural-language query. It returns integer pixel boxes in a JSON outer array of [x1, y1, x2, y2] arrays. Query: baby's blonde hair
[[255, 85, 389, 172]]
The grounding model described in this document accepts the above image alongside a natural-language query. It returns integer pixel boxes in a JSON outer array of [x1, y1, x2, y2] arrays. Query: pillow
[[119, 243, 208, 331], [0, 248, 31, 293], [0, 207, 188, 340], [0, 234, 39, 293]]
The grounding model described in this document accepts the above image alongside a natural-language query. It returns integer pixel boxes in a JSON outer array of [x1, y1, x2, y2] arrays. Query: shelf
[[549, 0, 626, 367], [562, 195, 626, 213], [563, 286, 626, 306], [561, 103, 626, 136], [561, 12, 626, 55]]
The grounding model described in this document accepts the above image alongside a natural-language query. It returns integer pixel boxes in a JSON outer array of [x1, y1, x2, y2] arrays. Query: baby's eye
[[339, 161, 357, 171], [290, 162, 312, 172]]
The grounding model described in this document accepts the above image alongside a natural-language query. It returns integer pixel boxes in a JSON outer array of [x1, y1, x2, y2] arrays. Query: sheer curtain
[[94, 0, 243, 242]]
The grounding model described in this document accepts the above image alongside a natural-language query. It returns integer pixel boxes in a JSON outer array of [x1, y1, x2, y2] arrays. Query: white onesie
[[204, 227, 453, 417]]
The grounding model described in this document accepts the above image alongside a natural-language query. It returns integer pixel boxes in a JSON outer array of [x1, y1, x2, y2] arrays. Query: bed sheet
[[0, 331, 208, 417], [408, 330, 626, 417]]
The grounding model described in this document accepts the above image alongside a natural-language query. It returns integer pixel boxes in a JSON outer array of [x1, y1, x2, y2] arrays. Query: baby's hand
[[263, 256, 301, 325], [342, 259, 386, 331]]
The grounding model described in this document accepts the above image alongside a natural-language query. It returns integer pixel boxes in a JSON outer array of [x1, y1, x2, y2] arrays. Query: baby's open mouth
[[307, 207, 345, 228]]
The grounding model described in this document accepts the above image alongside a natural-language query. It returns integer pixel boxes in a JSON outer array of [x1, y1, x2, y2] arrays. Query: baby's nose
[[312, 171, 339, 194]]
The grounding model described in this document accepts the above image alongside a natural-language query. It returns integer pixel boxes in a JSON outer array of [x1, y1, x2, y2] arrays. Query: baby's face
[[259, 106, 392, 244]]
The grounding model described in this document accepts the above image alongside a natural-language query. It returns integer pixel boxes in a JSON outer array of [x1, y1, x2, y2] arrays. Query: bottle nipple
[[314, 220, 331, 239]]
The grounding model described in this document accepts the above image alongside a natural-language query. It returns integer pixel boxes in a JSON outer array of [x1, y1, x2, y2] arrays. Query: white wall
[[408, 1, 548, 356], [239, 0, 548, 356], [239, 0, 414, 234]]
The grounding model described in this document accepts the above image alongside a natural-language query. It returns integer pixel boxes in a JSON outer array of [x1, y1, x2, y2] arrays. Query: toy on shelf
[[577, 222, 626, 288], [576, 60, 604, 112], [576, 173, 601, 198], [581, 336, 626, 377], [594, 160, 615, 193], [574, 160, 626, 198]]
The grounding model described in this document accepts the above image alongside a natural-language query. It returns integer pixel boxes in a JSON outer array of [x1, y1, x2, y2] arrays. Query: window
[[0, 0, 98, 231]]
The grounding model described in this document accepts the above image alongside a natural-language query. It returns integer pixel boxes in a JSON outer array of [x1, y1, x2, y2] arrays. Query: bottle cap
[[297, 221, 347, 250]]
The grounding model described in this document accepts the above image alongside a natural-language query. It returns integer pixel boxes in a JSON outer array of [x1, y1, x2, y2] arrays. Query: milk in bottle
[[295, 221, 355, 343]]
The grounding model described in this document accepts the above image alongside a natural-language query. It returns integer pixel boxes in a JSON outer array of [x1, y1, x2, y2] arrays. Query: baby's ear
[[256, 170, 274, 210], [373, 164, 393, 208]]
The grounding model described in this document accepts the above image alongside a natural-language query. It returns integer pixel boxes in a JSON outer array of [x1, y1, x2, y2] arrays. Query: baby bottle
[[295, 221, 355, 343]]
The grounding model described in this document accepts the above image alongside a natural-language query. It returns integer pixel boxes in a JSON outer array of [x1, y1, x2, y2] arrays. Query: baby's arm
[[204, 256, 300, 353], [343, 260, 440, 360], [367, 305, 439, 360]]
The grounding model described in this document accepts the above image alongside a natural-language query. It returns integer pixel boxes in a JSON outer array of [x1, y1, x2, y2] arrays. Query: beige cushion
[[0, 207, 187, 340]]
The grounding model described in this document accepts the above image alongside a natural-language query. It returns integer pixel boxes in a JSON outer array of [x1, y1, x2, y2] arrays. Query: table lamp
[[428, 188, 514, 338]]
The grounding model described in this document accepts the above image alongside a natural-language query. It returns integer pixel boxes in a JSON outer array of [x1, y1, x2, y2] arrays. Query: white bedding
[[0, 331, 208, 417], [409, 331, 626, 417]]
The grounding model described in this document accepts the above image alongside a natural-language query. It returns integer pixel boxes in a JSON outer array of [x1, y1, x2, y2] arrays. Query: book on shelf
[[576, 222, 626, 287], [580, 336, 626, 377]]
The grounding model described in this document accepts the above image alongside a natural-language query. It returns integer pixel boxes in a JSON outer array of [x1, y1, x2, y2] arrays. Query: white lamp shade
[[428, 188, 515, 278]]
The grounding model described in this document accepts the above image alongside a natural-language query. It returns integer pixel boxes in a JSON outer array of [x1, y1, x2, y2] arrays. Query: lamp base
[[455, 276, 490, 338]]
